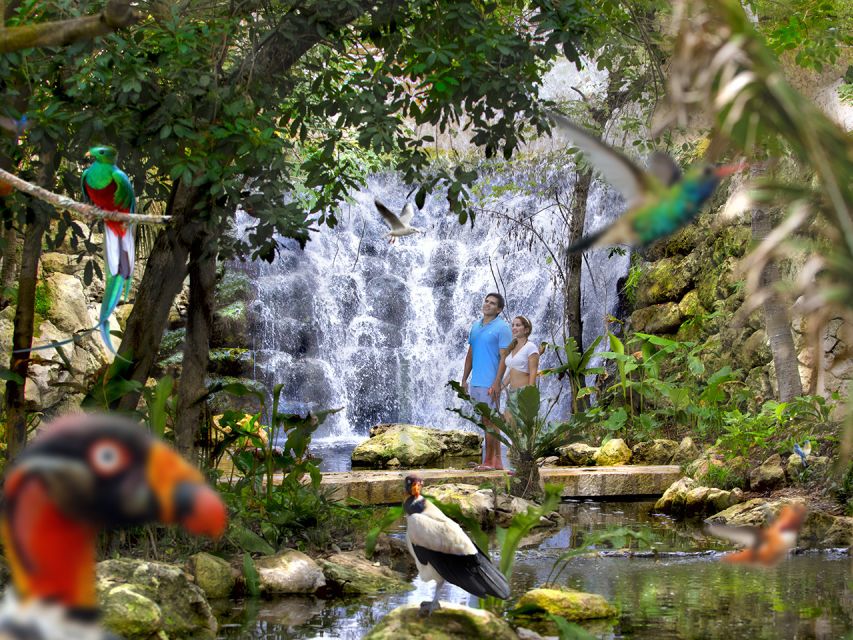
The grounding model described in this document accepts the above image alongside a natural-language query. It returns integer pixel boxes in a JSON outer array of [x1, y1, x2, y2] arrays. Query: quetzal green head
[[85, 146, 118, 164]]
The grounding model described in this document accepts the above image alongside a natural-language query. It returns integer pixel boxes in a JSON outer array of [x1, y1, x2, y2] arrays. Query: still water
[[216, 500, 852, 639]]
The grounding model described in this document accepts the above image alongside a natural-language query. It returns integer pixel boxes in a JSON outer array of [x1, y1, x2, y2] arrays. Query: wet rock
[[187, 552, 236, 600], [212, 300, 249, 346], [654, 477, 697, 513], [594, 439, 631, 466], [330, 274, 360, 326], [749, 454, 786, 491], [631, 439, 679, 465], [820, 516, 853, 547], [557, 443, 599, 466], [670, 437, 700, 465], [630, 302, 684, 334], [352, 424, 481, 469], [346, 349, 401, 426], [253, 597, 326, 627], [366, 273, 410, 326], [511, 586, 617, 634], [274, 317, 320, 356], [254, 550, 326, 595], [426, 483, 556, 529], [364, 602, 518, 640], [636, 254, 699, 306], [370, 534, 418, 576], [318, 552, 413, 596], [97, 558, 217, 639], [280, 357, 335, 409], [683, 486, 744, 515]]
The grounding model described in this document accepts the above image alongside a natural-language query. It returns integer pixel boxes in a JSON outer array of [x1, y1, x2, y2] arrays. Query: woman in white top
[[503, 316, 539, 396]]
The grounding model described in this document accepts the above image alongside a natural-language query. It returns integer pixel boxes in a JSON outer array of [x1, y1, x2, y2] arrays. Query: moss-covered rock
[[188, 552, 236, 599], [364, 603, 518, 640], [254, 550, 326, 595], [318, 552, 413, 596], [352, 424, 481, 469], [511, 586, 617, 634], [212, 300, 249, 347], [631, 302, 684, 334], [594, 439, 631, 466], [683, 486, 744, 515], [631, 439, 679, 465], [557, 442, 599, 466], [654, 477, 697, 513], [636, 254, 699, 307], [670, 437, 700, 465], [207, 347, 254, 377], [748, 454, 786, 491], [97, 558, 217, 639], [216, 271, 253, 308]]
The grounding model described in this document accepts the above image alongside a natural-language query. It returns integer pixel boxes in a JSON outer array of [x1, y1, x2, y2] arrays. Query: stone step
[[320, 465, 683, 505]]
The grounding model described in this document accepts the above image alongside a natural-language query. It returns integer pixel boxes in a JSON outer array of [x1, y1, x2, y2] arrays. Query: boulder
[[187, 552, 236, 599], [654, 477, 697, 513], [557, 443, 599, 466], [426, 483, 557, 529], [318, 552, 413, 596], [682, 486, 744, 515], [785, 454, 829, 480], [368, 534, 418, 576], [630, 302, 684, 334], [594, 439, 631, 466], [669, 437, 700, 465], [636, 254, 699, 306], [685, 453, 724, 478], [631, 439, 679, 465], [511, 586, 617, 634], [820, 516, 853, 547], [706, 497, 807, 527], [749, 454, 786, 491], [364, 603, 518, 640], [352, 424, 481, 469], [254, 550, 326, 594], [44, 272, 95, 333], [97, 558, 217, 639]]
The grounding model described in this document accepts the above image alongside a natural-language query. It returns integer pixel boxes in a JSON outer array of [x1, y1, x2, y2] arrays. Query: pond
[[214, 500, 853, 639]]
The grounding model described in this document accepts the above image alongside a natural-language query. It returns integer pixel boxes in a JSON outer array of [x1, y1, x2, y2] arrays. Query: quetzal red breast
[[81, 146, 136, 356]]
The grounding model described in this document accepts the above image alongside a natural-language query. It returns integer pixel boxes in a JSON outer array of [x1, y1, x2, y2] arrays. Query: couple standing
[[460, 293, 540, 471]]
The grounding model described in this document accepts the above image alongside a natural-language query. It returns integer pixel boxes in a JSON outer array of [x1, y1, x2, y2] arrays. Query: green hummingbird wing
[[547, 111, 665, 206]]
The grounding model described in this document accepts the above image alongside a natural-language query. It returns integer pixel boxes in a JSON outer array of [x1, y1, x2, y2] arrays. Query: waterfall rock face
[[238, 168, 628, 440]]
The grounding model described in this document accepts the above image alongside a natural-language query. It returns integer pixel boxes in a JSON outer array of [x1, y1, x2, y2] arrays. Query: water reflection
[[217, 501, 853, 639]]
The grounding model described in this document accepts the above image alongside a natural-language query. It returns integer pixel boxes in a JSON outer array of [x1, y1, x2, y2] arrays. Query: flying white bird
[[403, 475, 510, 616], [374, 198, 420, 243]]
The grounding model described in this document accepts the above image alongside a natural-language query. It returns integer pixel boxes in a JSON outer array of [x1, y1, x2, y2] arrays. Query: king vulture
[[0, 413, 227, 639], [403, 474, 510, 615]]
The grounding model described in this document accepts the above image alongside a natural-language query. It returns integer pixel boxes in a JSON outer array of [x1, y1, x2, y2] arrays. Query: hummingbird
[[374, 198, 420, 244], [546, 110, 748, 253], [705, 503, 806, 566], [793, 440, 811, 467]]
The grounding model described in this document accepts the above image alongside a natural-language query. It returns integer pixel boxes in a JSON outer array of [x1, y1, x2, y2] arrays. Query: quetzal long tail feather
[[99, 272, 126, 355]]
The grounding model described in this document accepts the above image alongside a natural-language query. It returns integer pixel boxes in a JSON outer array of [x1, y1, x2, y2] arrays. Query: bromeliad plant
[[449, 381, 582, 498]]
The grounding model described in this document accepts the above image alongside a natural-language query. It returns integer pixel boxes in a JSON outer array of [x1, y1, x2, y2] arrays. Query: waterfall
[[238, 160, 629, 442]]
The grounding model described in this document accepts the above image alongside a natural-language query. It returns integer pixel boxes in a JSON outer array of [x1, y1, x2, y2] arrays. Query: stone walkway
[[321, 465, 683, 505]]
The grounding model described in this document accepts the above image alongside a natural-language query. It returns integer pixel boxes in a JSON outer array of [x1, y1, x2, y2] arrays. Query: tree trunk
[[4, 142, 58, 459], [564, 170, 591, 346], [115, 181, 203, 412], [175, 235, 216, 457], [0, 222, 19, 309], [751, 204, 802, 401]]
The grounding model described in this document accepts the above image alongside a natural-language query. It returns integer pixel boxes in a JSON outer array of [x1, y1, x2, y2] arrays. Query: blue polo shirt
[[468, 317, 512, 387]]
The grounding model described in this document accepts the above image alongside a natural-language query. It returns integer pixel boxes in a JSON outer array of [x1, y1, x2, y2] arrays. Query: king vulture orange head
[[1, 413, 227, 609], [405, 475, 423, 498]]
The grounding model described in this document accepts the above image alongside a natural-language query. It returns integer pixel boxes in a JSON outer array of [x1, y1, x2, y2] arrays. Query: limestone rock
[[426, 483, 553, 529], [594, 439, 631, 466], [654, 477, 697, 513], [682, 486, 743, 515], [636, 254, 699, 306], [630, 302, 684, 334], [785, 454, 829, 480], [749, 454, 786, 491], [557, 443, 599, 466], [670, 437, 700, 465], [364, 602, 518, 640], [254, 550, 326, 594], [368, 534, 418, 576], [352, 424, 481, 469], [631, 439, 679, 465], [45, 272, 94, 333], [820, 516, 853, 547], [706, 497, 807, 527], [187, 552, 236, 599], [511, 586, 616, 634], [97, 558, 217, 639], [318, 552, 413, 596]]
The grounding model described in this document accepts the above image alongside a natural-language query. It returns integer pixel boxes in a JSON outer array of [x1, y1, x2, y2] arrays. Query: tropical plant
[[449, 381, 582, 498], [540, 335, 603, 412]]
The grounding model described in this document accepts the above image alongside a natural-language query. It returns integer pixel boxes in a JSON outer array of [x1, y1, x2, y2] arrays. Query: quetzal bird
[[0, 413, 227, 639], [81, 146, 136, 356], [547, 111, 747, 253]]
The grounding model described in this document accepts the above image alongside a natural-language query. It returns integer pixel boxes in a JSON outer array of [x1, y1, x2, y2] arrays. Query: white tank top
[[504, 341, 539, 374]]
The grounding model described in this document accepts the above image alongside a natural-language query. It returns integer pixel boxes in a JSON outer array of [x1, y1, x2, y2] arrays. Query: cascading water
[[238, 162, 629, 444]]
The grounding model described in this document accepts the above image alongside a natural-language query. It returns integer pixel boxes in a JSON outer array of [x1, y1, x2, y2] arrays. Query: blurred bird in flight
[[705, 503, 806, 566]]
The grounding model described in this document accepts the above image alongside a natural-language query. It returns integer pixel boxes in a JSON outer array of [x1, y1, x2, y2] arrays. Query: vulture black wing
[[411, 545, 510, 600]]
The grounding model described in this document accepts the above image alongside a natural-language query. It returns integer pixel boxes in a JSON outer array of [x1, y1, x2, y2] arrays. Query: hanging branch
[[0, 0, 139, 53], [0, 167, 170, 225]]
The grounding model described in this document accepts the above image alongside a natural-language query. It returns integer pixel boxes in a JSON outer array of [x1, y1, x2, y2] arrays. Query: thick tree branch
[[0, 167, 170, 225], [0, 0, 139, 53]]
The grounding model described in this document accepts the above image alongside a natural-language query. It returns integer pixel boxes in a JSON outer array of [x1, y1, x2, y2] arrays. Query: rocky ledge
[[351, 423, 482, 469]]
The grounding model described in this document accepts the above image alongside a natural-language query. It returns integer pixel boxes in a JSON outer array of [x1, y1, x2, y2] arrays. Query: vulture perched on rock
[[0, 413, 227, 639], [403, 474, 510, 615]]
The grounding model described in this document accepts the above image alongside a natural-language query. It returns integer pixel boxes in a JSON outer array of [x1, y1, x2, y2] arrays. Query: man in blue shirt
[[461, 292, 512, 470]]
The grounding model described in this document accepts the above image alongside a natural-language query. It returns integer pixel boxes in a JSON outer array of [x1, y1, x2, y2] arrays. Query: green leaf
[[0, 367, 24, 384], [231, 526, 276, 555], [242, 552, 260, 597]]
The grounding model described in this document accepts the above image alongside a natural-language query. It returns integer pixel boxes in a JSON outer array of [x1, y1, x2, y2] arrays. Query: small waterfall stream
[[239, 162, 629, 442]]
